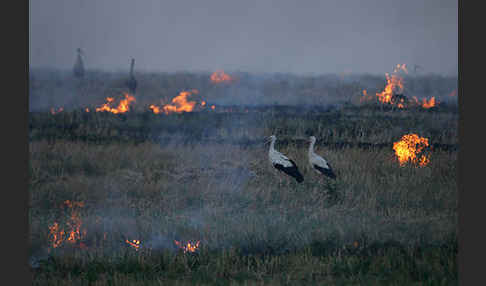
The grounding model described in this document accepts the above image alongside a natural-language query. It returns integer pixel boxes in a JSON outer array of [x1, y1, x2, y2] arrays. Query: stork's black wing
[[273, 159, 304, 183], [313, 163, 336, 179]]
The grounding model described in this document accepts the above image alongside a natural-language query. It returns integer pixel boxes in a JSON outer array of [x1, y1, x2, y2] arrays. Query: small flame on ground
[[210, 70, 233, 84], [149, 104, 162, 114], [393, 133, 430, 167], [96, 93, 136, 114], [421, 97, 437, 109], [48, 200, 86, 251], [85, 108, 90, 112], [126, 239, 141, 251], [174, 240, 200, 253], [412, 96, 439, 109]]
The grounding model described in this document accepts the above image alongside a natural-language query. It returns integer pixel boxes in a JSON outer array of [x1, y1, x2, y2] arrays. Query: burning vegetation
[[375, 64, 407, 107], [95, 93, 136, 114], [48, 200, 87, 251], [210, 70, 233, 84], [125, 239, 141, 251], [150, 89, 202, 115], [174, 240, 200, 253], [393, 133, 430, 167], [361, 64, 439, 109]]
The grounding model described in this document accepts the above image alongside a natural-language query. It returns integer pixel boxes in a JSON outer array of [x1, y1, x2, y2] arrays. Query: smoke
[[30, 0, 457, 75]]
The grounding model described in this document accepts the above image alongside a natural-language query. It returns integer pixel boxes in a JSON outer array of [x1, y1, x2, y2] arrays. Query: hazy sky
[[29, 0, 458, 75]]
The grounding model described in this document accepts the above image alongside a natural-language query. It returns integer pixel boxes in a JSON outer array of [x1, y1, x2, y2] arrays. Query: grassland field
[[29, 69, 458, 285]]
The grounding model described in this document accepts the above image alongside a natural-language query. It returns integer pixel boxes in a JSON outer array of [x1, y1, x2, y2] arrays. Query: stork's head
[[309, 136, 316, 144], [265, 135, 276, 144]]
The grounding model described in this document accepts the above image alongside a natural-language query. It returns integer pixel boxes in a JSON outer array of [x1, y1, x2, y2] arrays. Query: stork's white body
[[308, 136, 336, 179], [267, 135, 304, 183]]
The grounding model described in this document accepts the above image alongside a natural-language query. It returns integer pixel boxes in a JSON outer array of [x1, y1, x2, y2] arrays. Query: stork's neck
[[308, 140, 315, 155], [269, 139, 276, 153]]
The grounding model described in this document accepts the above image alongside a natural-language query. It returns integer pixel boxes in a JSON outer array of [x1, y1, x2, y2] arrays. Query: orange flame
[[85, 108, 90, 112], [376, 72, 404, 105], [174, 240, 200, 253], [210, 70, 233, 83], [50, 107, 64, 114], [126, 239, 141, 251], [412, 96, 439, 109], [96, 93, 136, 114], [211, 105, 215, 110], [48, 200, 86, 250], [393, 134, 430, 167], [150, 90, 199, 115], [421, 97, 437, 109], [48, 222, 65, 249], [149, 104, 162, 114], [361, 64, 407, 107]]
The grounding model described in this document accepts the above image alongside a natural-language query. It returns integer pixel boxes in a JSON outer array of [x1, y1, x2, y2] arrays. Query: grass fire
[[149, 89, 201, 114], [95, 93, 136, 114], [29, 68, 457, 285], [393, 133, 430, 167], [47, 200, 87, 252], [174, 240, 201, 253], [210, 70, 233, 84]]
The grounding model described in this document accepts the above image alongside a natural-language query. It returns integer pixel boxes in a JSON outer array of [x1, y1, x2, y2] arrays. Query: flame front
[[96, 93, 136, 114], [48, 200, 86, 250], [393, 134, 430, 167], [126, 239, 141, 251], [210, 70, 233, 83], [174, 240, 200, 253], [150, 90, 199, 115]]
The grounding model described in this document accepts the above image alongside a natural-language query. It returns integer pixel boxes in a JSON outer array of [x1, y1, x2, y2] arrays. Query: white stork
[[308, 136, 336, 179], [266, 135, 304, 183]]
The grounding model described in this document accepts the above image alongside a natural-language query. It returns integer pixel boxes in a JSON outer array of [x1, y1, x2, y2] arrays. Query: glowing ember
[[211, 105, 215, 110], [360, 89, 375, 104], [174, 240, 200, 253], [95, 93, 136, 114], [201, 101, 206, 106], [50, 107, 64, 114], [393, 134, 430, 167], [85, 108, 90, 112], [48, 200, 87, 250], [126, 239, 141, 251], [210, 70, 233, 83]]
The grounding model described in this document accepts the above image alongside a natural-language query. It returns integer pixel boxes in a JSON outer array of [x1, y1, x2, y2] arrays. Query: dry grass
[[29, 69, 458, 284]]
